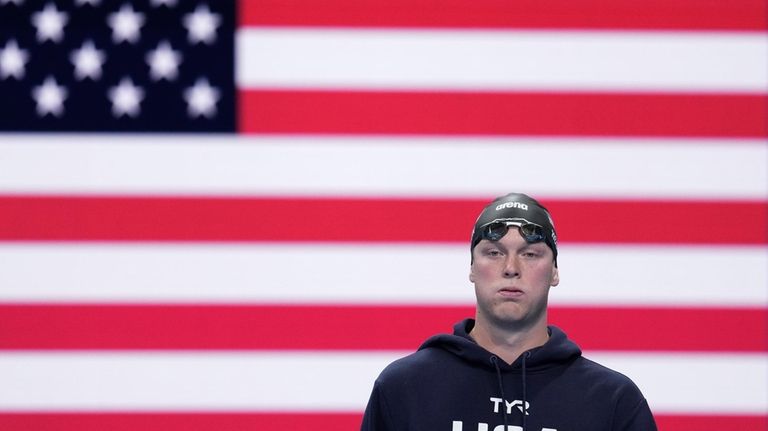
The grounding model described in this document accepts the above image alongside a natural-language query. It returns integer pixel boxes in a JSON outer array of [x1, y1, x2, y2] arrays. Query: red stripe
[[0, 413, 363, 431], [1, 304, 765, 352], [239, 0, 768, 30], [550, 306, 768, 352], [0, 412, 765, 431], [238, 90, 768, 138], [0, 196, 765, 244], [655, 414, 768, 430]]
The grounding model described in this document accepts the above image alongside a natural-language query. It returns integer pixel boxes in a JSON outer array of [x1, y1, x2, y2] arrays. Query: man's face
[[469, 228, 559, 331]]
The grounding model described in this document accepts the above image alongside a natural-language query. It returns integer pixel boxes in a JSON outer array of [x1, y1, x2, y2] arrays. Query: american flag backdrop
[[0, 0, 767, 430]]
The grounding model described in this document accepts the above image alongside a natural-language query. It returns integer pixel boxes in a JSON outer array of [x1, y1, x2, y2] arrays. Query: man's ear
[[469, 265, 475, 283], [550, 266, 560, 287]]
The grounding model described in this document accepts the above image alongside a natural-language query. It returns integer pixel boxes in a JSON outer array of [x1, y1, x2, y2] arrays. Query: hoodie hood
[[418, 318, 582, 371]]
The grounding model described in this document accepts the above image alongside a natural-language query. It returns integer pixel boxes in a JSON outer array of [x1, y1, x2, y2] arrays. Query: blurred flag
[[0, 1, 766, 430]]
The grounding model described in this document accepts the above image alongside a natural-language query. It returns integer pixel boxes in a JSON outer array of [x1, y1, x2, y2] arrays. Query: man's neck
[[469, 319, 549, 365]]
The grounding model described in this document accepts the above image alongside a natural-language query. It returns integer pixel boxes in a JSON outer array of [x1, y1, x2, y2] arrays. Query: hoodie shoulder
[[376, 333, 475, 382], [373, 319, 489, 386], [570, 355, 643, 390], [571, 356, 655, 428]]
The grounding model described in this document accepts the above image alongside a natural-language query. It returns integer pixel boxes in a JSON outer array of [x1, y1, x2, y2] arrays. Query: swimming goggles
[[478, 218, 546, 244]]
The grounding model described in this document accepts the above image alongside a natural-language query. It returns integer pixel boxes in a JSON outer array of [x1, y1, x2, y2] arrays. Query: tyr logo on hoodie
[[450, 398, 558, 431]]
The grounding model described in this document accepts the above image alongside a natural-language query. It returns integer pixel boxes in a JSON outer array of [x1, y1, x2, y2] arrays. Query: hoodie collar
[[418, 318, 582, 372]]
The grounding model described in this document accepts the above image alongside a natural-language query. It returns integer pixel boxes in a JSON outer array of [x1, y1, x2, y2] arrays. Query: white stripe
[[1, 243, 765, 307], [236, 29, 768, 92], [0, 135, 765, 199], [0, 351, 765, 414], [586, 352, 768, 414]]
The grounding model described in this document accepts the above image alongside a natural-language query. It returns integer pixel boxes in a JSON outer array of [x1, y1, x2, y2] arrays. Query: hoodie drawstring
[[491, 353, 531, 431], [490, 356, 510, 429], [522, 351, 530, 431]]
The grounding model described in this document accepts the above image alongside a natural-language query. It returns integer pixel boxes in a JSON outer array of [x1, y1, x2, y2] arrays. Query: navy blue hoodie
[[361, 319, 657, 431]]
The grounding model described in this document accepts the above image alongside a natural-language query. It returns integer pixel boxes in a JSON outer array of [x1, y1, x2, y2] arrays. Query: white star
[[183, 4, 220, 45], [0, 40, 29, 80], [108, 4, 145, 44], [184, 78, 220, 118], [32, 76, 68, 117], [108, 77, 144, 118], [75, 0, 101, 6], [146, 40, 181, 81], [150, 0, 177, 7], [31, 3, 69, 43], [70, 40, 106, 80]]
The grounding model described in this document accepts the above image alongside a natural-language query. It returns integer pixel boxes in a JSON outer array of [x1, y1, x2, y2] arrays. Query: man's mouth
[[498, 287, 524, 297]]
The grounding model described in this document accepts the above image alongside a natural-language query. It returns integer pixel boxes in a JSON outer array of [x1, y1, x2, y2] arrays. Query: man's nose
[[502, 255, 520, 278]]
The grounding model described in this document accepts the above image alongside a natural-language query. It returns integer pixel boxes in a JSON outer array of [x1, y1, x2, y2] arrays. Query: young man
[[361, 193, 657, 431]]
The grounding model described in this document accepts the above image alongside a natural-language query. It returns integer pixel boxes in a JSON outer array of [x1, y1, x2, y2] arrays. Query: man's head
[[470, 193, 558, 266], [469, 193, 560, 333]]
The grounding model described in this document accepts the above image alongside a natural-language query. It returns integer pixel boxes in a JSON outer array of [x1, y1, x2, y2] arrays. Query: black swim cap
[[470, 193, 558, 264]]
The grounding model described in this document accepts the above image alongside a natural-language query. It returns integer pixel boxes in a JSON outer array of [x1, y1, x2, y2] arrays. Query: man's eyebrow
[[518, 241, 549, 251]]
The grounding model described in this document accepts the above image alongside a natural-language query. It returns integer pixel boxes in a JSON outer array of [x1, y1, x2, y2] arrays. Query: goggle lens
[[481, 219, 545, 244]]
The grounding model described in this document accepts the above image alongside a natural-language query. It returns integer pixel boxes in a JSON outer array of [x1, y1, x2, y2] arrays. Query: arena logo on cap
[[496, 202, 528, 211]]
